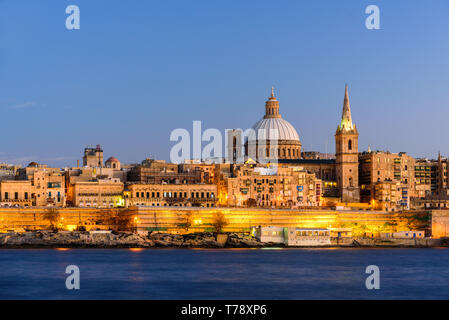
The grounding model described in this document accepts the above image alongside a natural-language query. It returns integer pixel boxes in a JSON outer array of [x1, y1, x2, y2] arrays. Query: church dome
[[106, 156, 119, 163], [244, 88, 302, 161], [252, 117, 300, 141], [251, 88, 300, 142]]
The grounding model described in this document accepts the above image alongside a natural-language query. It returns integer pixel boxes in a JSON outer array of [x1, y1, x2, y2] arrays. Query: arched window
[[348, 139, 352, 150], [349, 177, 353, 187]]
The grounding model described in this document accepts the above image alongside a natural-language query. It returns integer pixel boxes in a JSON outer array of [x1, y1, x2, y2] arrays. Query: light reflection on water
[[1, 248, 449, 300]]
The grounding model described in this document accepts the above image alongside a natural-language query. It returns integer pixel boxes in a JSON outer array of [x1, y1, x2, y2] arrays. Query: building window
[[4, 192, 8, 200], [348, 139, 352, 150], [15, 192, 18, 200], [25, 192, 28, 200]]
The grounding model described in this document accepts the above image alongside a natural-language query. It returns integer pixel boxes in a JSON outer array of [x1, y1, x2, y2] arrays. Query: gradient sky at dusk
[[1, 0, 449, 166]]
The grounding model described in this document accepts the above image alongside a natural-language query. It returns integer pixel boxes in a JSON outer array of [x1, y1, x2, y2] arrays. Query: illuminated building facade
[[0, 180, 33, 207], [359, 150, 415, 210], [216, 164, 322, 208], [67, 179, 124, 207], [125, 183, 217, 207]]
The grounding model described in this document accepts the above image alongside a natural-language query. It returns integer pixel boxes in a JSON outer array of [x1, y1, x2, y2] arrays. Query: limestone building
[[125, 183, 217, 207], [359, 150, 415, 209], [216, 163, 322, 208], [0, 180, 32, 207], [414, 158, 436, 198], [179, 161, 215, 184], [83, 145, 104, 167], [16, 163, 66, 207], [127, 160, 203, 184], [66, 179, 124, 208]]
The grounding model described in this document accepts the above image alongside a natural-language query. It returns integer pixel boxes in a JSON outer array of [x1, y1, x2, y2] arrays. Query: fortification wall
[[432, 210, 449, 238], [0, 207, 425, 235], [134, 207, 416, 234]]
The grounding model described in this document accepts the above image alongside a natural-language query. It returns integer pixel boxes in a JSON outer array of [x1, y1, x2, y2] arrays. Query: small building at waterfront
[[380, 230, 425, 239], [252, 226, 285, 243], [252, 226, 331, 246], [286, 228, 331, 246]]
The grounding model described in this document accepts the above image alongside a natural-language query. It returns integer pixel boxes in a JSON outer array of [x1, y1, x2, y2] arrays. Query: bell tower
[[335, 85, 360, 203]]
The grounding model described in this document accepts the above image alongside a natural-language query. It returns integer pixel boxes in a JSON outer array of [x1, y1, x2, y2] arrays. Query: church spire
[[271, 87, 275, 98], [340, 84, 354, 131]]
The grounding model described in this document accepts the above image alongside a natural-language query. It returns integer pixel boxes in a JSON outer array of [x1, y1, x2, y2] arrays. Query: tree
[[212, 212, 228, 233], [246, 198, 257, 207], [401, 212, 430, 231], [42, 208, 60, 231], [177, 212, 193, 232], [325, 200, 337, 207], [100, 208, 133, 232]]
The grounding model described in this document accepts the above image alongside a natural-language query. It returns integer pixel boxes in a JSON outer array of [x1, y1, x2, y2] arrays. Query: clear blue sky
[[1, 0, 449, 166]]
